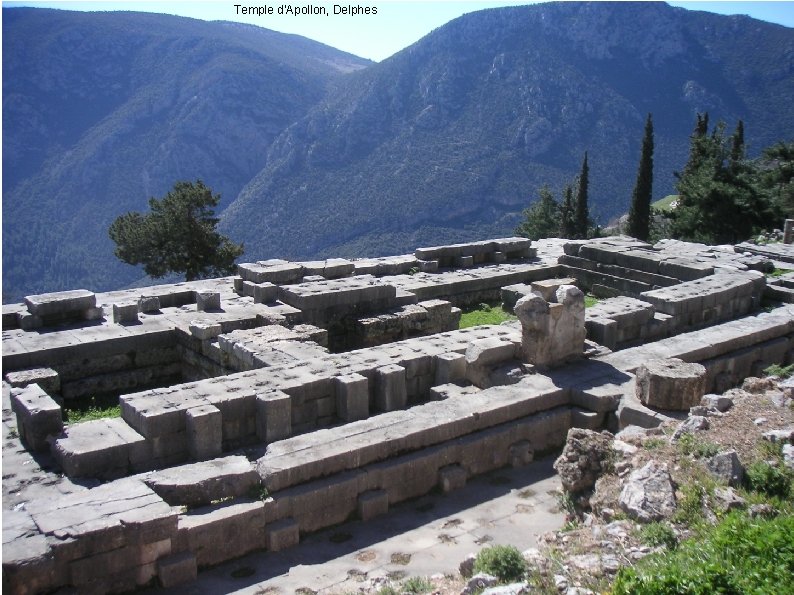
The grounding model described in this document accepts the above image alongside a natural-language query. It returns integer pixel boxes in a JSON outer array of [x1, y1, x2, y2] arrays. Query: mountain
[[4, 3, 794, 301], [2, 8, 369, 301], [221, 2, 794, 261]]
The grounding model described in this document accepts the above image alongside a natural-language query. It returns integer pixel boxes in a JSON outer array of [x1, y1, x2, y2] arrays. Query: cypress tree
[[627, 114, 654, 241], [730, 119, 745, 168], [559, 184, 576, 238], [574, 152, 589, 239]]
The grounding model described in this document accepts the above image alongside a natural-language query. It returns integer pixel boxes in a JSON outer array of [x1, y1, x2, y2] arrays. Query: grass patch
[[677, 433, 720, 459], [652, 194, 679, 213], [613, 512, 794, 595], [639, 522, 678, 550], [401, 576, 433, 594], [459, 303, 515, 329], [584, 294, 600, 308], [63, 397, 121, 424], [768, 268, 794, 278], [764, 363, 794, 378]]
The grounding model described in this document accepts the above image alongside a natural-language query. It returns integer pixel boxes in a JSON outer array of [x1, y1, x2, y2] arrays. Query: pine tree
[[515, 185, 560, 240], [574, 152, 590, 239], [626, 114, 654, 241], [559, 184, 576, 238], [109, 180, 244, 281]]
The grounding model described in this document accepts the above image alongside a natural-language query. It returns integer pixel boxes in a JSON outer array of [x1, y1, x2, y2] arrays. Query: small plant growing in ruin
[[401, 576, 433, 594], [473, 544, 527, 583]]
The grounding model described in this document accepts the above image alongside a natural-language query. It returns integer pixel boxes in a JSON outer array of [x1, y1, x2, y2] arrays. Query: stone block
[[10, 384, 63, 451], [508, 440, 534, 468], [5, 367, 61, 394], [357, 489, 389, 520], [265, 518, 299, 552], [457, 255, 475, 268], [531, 278, 577, 302], [254, 282, 278, 304], [112, 303, 139, 324], [179, 499, 265, 566], [195, 292, 221, 312], [138, 296, 161, 313], [186, 405, 222, 461], [157, 552, 197, 588], [438, 464, 467, 493], [24, 289, 96, 317], [189, 320, 223, 341], [435, 352, 466, 385], [144, 456, 259, 507], [417, 259, 439, 273], [374, 364, 407, 412], [465, 337, 516, 368], [635, 358, 707, 411], [256, 391, 292, 443], [335, 373, 369, 422]]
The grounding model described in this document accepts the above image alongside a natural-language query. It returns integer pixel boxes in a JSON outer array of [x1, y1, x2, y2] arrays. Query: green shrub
[[473, 545, 527, 583], [401, 576, 433, 594], [613, 512, 794, 595], [677, 434, 720, 458], [764, 363, 794, 378], [745, 461, 793, 499], [639, 522, 678, 550]]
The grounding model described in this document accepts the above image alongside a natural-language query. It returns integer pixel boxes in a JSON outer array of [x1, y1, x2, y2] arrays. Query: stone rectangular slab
[[24, 290, 96, 317], [142, 455, 260, 507]]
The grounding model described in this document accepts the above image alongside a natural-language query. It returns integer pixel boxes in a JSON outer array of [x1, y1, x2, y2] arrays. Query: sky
[[2, 1, 794, 61]]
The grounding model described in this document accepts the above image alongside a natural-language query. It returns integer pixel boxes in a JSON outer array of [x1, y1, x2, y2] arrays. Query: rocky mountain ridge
[[4, 3, 794, 301]]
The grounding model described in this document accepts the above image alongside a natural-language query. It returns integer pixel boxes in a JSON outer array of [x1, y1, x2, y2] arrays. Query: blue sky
[[4, 1, 794, 61]]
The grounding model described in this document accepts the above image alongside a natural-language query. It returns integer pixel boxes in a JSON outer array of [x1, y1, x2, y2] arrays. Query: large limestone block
[[335, 373, 369, 422], [144, 455, 260, 507], [635, 358, 706, 411], [24, 289, 96, 317], [374, 364, 407, 412], [10, 384, 63, 451], [255, 390, 292, 443], [186, 404, 222, 461]]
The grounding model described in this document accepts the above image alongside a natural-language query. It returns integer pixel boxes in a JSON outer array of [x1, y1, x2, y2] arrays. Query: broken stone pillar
[[514, 285, 585, 366], [635, 358, 707, 411], [785, 219, 794, 244]]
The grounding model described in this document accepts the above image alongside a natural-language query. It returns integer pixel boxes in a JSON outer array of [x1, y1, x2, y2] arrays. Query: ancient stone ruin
[[3, 235, 794, 593]]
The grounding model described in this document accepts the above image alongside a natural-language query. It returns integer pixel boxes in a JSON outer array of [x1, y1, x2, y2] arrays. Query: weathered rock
[[701, 394, 733, 412], [707, 450, 744, 487], [635, 358, 706, 411], [713, 486, 746, 512], [671, 415, 709, 440], [762, 428, 794, 444], [749, 503, 778, 518], [462, 573, 499, 595], [619, 461, 676, 522], [783, 444, 794, 470], [742, 376, 776, 394], [481, 583, 530, 595], [554, 429, 614, 493]]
